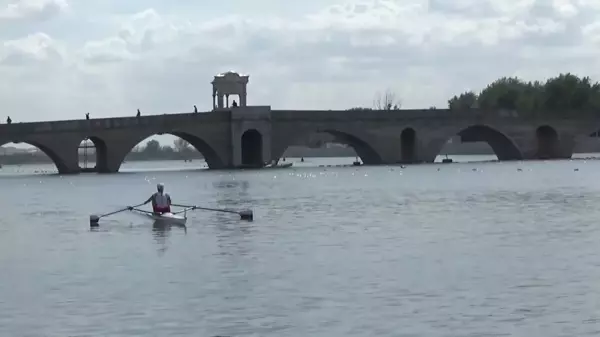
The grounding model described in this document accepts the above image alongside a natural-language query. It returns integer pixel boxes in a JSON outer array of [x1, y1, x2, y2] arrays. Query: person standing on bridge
[[140, 183, 172, 214]]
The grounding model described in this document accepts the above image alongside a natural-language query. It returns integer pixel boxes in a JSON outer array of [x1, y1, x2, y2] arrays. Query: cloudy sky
[[1, 0, 600, 123]]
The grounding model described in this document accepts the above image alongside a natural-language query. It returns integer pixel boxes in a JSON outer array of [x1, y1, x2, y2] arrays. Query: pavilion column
[[240, 86, 247, 107], [212, 87, 217, 109], [217, 94, 224, 108]]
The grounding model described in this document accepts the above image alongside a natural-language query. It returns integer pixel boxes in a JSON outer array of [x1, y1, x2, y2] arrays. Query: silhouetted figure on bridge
[[136, 109, 141, 117], [194, 105, 197, 113], [232, 100, 238, 107], [86, 113, 89, 120], [6, 116, 11, 124]]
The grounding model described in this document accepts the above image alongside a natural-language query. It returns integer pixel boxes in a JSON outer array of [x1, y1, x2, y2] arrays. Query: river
[[2, 155, 600, 336]]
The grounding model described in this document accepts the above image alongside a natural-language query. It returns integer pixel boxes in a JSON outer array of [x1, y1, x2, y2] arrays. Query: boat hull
[[146, 212, 187, 225]]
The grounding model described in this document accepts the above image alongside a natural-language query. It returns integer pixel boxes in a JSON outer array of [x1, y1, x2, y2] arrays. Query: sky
[[1, 0, 600, 125]]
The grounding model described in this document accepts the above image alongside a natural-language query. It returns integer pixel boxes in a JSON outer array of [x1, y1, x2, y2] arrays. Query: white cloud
[[0, 32, 63, 65], [80, 37, 134, 64], [1, 0, 600, 122], [0, 0, 68, 22]]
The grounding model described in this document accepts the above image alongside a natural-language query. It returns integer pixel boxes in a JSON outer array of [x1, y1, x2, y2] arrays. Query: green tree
[[477, 77, 530, 110], [541, 74, 600, 114], [347, 90, 402, 111], [143, 139, 161, 154], [173, 138, 191, 152], [161, 145, 174, 153], [374, 89, 401, 110], [448, 91, 478, 110], [448, 73, 600, 116]]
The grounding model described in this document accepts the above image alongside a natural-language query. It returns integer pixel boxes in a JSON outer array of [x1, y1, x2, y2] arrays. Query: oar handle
[[172, 204, 242, 215], [195, 206, 239, 214], [172, 203, 194, 208]]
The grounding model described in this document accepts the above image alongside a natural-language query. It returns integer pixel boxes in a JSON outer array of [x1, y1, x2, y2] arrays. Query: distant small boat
[[271, 162, 292, 169], [237, 161, 293, 169], [264, 162, 293, 169]]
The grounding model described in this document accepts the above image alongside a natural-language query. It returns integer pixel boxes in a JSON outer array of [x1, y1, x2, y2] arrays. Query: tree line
[[448, 73, 600, 115], [351, 73, 600, 116], [126, 139, 203, 160]]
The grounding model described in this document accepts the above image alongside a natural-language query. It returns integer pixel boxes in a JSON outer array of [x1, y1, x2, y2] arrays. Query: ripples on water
[[2, 157, 600, 336]]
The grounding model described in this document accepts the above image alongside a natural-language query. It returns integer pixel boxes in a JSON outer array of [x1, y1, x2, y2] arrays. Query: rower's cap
[[157, 183, 164, 189]]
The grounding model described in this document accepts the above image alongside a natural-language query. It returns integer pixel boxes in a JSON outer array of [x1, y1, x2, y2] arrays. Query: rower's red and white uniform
[[151, 192, 171, 213]]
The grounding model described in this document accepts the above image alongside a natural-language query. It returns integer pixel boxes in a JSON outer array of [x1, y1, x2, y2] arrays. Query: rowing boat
[[90, 203, 252, 228], [133, 209, 187, 225]]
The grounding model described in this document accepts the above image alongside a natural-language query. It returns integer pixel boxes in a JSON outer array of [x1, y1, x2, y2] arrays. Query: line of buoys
[[318, 164, 360, 168]]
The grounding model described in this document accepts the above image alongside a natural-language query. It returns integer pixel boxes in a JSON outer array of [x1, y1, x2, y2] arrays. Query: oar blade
[[89, 214, 100, 227], [239, 210, 253, 221]]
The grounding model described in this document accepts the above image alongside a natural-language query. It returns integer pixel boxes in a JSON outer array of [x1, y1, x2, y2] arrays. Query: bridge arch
[[241, 129, 263, 167], [109, 131, 226, 172], [0, 141, 70, 174], [273, 129, 383, 165], [433, 124, 523, 161], [400, 127, 417, 162], [78, 136, 108, 172], [535, 125, 560, 159]]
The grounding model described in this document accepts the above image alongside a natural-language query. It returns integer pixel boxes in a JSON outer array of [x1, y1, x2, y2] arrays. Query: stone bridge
[[1, 106, 600, 174]]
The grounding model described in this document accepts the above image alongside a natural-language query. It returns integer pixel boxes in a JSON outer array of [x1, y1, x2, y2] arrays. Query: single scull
[[89, 203, 252, 228]]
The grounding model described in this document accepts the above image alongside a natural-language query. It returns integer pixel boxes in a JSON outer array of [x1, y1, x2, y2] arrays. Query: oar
[[172, 203, 253, 221], [89, 202, 144, 227]]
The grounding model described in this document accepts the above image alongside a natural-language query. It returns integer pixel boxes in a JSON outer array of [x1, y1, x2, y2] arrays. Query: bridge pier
[[231, 106, 272, 168]]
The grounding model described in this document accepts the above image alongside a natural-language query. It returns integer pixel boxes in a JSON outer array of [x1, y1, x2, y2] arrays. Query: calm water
[[2, 155, 600, 336]]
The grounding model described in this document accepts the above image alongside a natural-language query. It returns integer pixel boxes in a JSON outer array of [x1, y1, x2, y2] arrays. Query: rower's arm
[[144, 195, 153, 204], [167, 194, 172, 205]]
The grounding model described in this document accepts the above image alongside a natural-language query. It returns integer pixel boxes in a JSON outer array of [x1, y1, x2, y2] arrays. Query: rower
[[142, 183, 172, 214]]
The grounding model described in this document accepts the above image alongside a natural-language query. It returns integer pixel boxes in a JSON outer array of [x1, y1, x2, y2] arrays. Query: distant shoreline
[[3, 153, 600, 169], [2, 140, 600, 166]]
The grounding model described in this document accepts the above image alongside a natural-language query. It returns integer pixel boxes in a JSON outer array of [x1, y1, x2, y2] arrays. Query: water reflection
[[212, 179, 251, 207], [151, 221, 187, 255], [209, 178, 255, 237], [212, 180, 249, 191]]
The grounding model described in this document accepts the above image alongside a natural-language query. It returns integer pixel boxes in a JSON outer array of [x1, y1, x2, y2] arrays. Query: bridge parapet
[[270, 108, 600, 123], [270, 108, 516, 121], [0, 111, 230, 137], [230, 106, 271, 120]]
